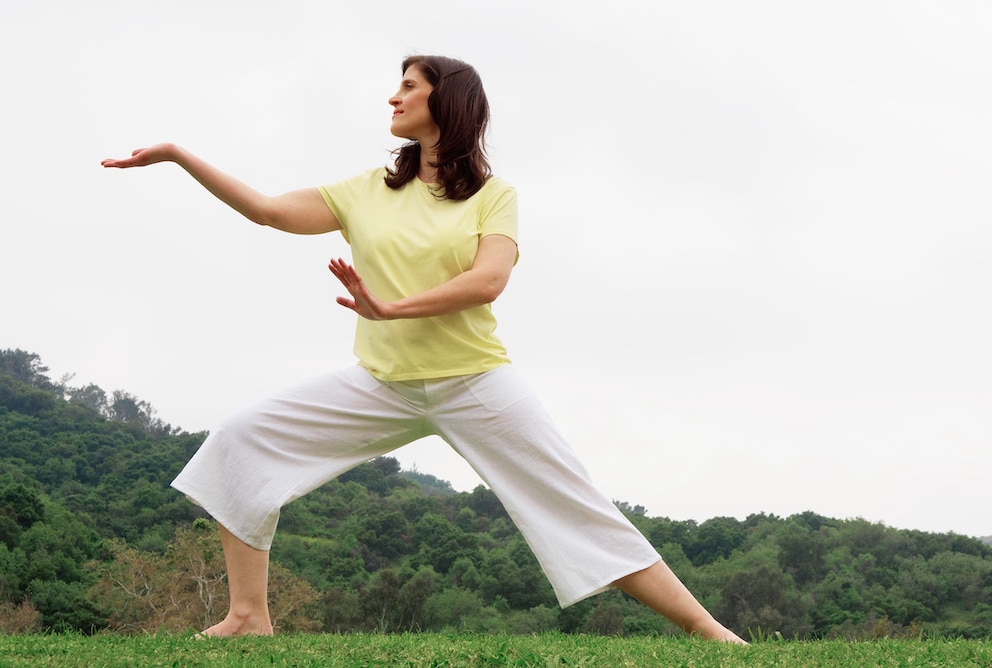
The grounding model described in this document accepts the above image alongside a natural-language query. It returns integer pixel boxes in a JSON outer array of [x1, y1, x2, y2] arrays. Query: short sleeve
[[316, 168, 384, 243], [477, 177, 518, 244]]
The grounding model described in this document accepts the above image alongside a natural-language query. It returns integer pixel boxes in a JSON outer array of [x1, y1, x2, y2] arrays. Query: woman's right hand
[[101, 143, 177, 169]]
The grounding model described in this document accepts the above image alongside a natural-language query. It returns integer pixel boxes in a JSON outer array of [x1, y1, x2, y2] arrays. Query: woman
[[102, 55, 745, 643]]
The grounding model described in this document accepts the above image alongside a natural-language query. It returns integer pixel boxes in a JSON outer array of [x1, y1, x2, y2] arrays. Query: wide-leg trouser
[[171, 364, 661, 607]]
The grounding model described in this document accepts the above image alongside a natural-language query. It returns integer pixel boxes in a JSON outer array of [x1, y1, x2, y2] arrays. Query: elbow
[[479, 275, 509, 304], [479, 289, 500, 305], [253, 194, 300, 229], [252, 197, 279, 228]]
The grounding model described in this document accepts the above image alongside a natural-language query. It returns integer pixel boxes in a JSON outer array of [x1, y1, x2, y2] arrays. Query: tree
[[108, 391, 171, 437], [714, 564, 809, 639], [322, 586, 361, 632], [353, 507, 413, 561], [424, 587, 484, 631], [0, 349, 58, 392], [412, 512, 480, 574], [395, 567, 436, 631], [647, 517, 696, 551], [468, 485, 508, 520], [585, 598, 624, 635], [268, 562, 323, 633], [28, 579, 104, 633], [810, 569, 869, 634], [359, 568, 402, 632], [340, 457, 406, 496], [0, 542, 29, 606], [0, 598, 42, 634], [447, 556, 482, 591], [88, 521, 322, 633], [927, 550, 992, 610], [0, 480, 45, 549], [477, 539, 555, 609], [613, 500, 646, 517], [776, 521, 827, 585], [13, 503, 102, 632], [87, 538, 175, 632], [687, 516, 746, 566], [400, 469, 457, 496], [0, 373, 57, 415], [370, 456, 402, 477], [66, 383, 108, 416]]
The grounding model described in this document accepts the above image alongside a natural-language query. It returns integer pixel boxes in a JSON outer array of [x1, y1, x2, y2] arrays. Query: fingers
[[328, 258, 385, 319], [100, 155, 141, 169], [328, 258, 359, 286], [101, 147, 141, 167], [100, 146, 163, 169], [328, 257, 353, 274], [329, 259, 360, 309]]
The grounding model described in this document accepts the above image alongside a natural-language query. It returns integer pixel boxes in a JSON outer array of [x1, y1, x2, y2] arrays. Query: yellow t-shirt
[[317, 168, 518, 381]]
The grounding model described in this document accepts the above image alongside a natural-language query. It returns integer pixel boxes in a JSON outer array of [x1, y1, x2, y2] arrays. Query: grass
[[0, 632, 990, 667]]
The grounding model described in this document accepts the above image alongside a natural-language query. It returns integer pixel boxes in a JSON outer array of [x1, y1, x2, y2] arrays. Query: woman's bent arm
[[102, 143, 339, 235], [329, 234, 518, 320]]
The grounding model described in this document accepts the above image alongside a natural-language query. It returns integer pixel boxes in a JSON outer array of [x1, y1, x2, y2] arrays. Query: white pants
[[171, 364, 661, 607]]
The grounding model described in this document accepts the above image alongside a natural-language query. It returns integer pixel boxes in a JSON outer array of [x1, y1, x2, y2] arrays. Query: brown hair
[[384, 55, 491, 201]]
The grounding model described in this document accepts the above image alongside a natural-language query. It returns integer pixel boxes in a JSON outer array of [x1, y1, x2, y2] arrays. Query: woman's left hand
[[328, 258, 393, 320]]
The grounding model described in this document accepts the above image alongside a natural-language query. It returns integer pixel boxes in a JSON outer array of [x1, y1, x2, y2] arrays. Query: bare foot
[[696, 619, 748, 644], [197, 613, 274, 638], [714, 630, 749, 645]]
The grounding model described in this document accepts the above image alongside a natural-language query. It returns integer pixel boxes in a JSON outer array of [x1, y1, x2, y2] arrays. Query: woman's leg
[[174, 367, 431, 635], [200, 524, 274, 637], [612, 561, 746, 643], [432, 367, 744, 641]]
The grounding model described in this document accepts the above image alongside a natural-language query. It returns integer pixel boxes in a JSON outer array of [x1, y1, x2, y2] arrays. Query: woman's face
[[389, 65, 439, 142]]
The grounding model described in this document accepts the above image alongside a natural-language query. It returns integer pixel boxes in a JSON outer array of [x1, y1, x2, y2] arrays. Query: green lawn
[[1, 633, 990, 667]]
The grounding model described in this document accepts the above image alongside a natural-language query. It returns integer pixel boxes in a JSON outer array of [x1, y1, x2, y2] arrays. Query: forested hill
[[2, 348, 991, 639]]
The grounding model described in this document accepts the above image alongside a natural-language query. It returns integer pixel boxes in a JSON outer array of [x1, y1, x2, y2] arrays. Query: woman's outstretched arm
[[101, 143, 339, 235]]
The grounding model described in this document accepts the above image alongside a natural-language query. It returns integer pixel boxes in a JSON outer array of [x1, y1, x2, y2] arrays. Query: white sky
[[2, 1, 989, 538]]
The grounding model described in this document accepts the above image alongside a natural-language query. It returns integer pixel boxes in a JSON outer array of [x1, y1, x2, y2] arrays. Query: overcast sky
[[2, 1, 989, 538]]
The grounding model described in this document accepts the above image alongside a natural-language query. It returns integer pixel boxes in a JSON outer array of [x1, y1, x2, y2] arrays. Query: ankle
[[207, 608, 273, 637]]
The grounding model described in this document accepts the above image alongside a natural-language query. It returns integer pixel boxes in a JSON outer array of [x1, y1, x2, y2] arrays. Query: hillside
[[2, 348, 991, 638]]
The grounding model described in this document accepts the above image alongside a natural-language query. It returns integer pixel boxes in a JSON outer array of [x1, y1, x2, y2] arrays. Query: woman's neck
[[417, 147, 439, 183], [413, 126, 441, 183]]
